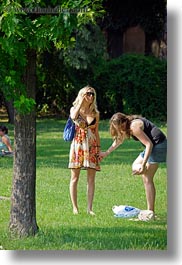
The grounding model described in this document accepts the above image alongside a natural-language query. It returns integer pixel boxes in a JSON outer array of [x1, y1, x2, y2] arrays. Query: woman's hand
[[79, 93, 87, 105], [132, 164, 147, 175], [99, 151, 108, 161]]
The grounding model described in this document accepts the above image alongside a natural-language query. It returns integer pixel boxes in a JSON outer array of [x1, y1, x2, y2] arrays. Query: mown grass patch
[[0, 119, 167, 250]]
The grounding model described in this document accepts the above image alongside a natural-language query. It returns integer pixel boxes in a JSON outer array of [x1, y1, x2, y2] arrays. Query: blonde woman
[[68, 86, 101, 215], [100, 112, 167, 219]]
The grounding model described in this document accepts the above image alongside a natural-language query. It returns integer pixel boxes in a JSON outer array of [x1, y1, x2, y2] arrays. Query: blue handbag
[[63, 116, 75, 141]]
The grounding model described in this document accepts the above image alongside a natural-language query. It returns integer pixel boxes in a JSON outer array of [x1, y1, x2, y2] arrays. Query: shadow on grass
[[38, 224, 167, 250], [5, 220, 167, 251]]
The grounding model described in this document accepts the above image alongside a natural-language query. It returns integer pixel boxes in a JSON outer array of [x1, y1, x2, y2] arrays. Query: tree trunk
[[9, 49, 39, 237], [4, 99, 14, 124]]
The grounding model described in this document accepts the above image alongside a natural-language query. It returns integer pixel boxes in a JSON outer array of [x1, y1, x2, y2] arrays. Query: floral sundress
[[68, 114, 100, 171]]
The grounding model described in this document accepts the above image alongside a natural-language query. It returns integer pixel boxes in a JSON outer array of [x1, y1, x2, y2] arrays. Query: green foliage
[[61, 23, 108, 70], [36, 53, 166, 121], [0, 51, 26, 102], [59, 53, 167, 120], [14, 95, 36, 114], [36, 22, 108, 116], [36, 50, 77, 116], [0, 0, 104, 114], [93, 54, 167, 120], [0, 119, 167, 250]]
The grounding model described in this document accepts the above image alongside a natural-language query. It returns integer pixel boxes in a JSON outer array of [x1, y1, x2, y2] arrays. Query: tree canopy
[[0, 0, 104, 114]]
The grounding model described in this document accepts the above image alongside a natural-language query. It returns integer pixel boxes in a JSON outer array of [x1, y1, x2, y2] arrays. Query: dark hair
[[0, 125, 8, 134]]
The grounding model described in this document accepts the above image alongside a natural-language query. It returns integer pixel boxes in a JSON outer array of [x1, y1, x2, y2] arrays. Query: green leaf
[[14, 95, 36, 114]]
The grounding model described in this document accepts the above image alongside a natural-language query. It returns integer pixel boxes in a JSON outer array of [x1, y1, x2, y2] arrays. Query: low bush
[[93, 54, 167, 120]]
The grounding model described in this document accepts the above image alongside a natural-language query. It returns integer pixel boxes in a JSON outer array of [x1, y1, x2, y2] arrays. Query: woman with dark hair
[[100, 112, 167, 219], [0, 125, 13, 156]]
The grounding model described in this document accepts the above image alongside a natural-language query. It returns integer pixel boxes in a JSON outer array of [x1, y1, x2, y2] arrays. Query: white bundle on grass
[[112, 205, 141, 218]]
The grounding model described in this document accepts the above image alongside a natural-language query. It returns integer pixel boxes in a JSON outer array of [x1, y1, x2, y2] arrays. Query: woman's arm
[[70, 94, 87, 120], [95, 113, 100, 148], [131, 121, 153, 173], [2, 135, 13, 152], [100, 138, 122, 159], [70, 105, 81, 121]]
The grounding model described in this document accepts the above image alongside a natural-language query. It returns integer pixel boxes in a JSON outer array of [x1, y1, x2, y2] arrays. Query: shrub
[[93, 54, 167, 120]]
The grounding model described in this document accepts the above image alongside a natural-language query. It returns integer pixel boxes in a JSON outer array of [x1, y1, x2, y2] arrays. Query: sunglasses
[[86, 92, 95, 97]]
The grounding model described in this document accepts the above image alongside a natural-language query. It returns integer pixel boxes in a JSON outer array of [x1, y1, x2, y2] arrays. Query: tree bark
[[4, 99, 14, 124], [9, 49, 39, 237]]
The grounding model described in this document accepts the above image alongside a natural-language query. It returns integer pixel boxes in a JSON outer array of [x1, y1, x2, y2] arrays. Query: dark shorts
[[140, 138, 167, 164]]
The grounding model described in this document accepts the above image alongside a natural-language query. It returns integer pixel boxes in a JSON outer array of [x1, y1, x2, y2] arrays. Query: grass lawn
[[0, 119, 167, 250]]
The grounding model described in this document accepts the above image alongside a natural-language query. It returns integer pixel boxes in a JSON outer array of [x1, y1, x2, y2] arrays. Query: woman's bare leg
[[132, 155, 158, 212], [142, 163, 158, 212], [70, 168, 80, 214], [87, 168, 96, 215]]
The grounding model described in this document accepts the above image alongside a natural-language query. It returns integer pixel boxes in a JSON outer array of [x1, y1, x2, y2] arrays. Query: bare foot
[[87, 210, 95, 216], [73, 208, 79, 215]]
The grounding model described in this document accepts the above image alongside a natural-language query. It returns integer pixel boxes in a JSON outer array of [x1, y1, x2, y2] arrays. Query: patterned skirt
[[68, 125, 100, 171]]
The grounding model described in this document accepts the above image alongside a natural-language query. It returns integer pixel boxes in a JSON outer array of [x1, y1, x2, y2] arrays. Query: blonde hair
[[73, 85, 99, 114]]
